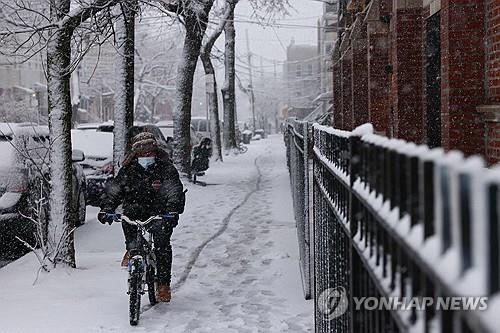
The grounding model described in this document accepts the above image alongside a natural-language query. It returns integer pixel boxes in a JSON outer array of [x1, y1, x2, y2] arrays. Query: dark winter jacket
[[101, 157, 185, 221], [191, 139, 212, 173]]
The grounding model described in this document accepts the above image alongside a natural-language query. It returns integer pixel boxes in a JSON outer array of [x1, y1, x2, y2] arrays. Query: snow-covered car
[[71, 129, 113, 206], [190, 117, 210, 139], [156, 120, 200, 151], [0, 124, 86, 257], [76, 123, 101, 131]]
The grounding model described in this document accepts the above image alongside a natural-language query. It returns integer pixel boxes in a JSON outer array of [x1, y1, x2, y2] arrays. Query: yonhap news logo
[[317, 287, 349, 320], [317, 286, 488, 321]]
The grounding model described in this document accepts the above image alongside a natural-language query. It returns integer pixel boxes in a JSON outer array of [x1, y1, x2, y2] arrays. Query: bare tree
[[220, 0, 289, 151], [221, 0, 237, 152], [163, 0, 215, 177], [200, 2, 232, 161], [113, 0, 138, 173], [0, 0, 120, 267]]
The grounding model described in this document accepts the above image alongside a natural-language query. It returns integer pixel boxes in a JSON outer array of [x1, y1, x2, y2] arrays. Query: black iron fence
[[285, 119, 500, 333]]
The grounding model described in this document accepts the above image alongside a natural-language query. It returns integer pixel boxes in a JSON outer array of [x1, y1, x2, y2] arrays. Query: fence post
[[303, 121, 312, 300]]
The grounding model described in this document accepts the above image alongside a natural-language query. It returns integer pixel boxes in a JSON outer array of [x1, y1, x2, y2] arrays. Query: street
[[0, 136, 313, 333]]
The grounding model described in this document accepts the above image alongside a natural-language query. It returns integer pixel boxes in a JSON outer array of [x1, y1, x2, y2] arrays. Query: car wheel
[[76, 190, 86, 227]]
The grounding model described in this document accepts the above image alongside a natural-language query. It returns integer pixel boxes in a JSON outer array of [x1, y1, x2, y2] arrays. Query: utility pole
[[246, 29, 256, 133]]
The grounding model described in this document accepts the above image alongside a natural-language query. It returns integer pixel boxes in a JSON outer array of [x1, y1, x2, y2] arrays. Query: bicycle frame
[[107, 214, 176, 288]]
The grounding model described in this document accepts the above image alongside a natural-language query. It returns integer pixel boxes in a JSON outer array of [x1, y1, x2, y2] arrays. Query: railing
[[285, 119, 313, 300], [285, 119, 500, 333]]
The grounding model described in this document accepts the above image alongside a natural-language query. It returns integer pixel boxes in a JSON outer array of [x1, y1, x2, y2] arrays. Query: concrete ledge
[[477, 105, 500, 122]]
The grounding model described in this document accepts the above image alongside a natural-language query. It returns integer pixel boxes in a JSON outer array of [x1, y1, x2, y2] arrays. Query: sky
[[234, 0, 324, 62]]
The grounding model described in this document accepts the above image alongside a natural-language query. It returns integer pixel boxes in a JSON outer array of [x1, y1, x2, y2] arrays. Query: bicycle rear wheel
[[129, 273, 142, 326]]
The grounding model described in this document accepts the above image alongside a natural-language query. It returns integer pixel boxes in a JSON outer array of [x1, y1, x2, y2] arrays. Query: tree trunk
[[113, 1, 136, 173], [200, 54, 223, 161], [199, 1, 234, 162], [46, 0, 75, 267], [221, 3, 238, 151], [173, 6, 213, 176]]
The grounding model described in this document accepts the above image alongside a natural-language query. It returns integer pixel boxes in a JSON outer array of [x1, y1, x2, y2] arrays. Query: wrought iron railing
[[285, 118, 500, 333]]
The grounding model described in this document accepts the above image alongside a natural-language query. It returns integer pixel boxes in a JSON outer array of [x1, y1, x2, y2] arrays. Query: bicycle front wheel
[[146, 266, 158, 306], [129, 273, 142, 326]]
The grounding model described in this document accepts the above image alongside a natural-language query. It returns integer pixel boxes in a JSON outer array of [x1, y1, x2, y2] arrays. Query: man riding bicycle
[[98, 132, 185, 302]]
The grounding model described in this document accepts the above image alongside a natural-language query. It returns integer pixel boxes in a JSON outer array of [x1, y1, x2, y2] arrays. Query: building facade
[[331, 0, 500, 165], [318, 1, 339, 96], [284, 41, 321, 118]]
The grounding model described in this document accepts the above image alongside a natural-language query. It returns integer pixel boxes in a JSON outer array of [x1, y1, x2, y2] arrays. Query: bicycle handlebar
[[105, 213, 178, 227]]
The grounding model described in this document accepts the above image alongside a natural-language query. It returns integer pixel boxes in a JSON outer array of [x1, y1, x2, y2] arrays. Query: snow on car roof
[[71, 129, 113, 158], [0, 122, 49, 137], [156, 120, 174, 127], [76, 123, 101, 130]]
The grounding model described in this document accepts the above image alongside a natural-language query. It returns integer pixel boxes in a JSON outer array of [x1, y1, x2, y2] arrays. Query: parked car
[[71, 130, 113, 206], [190, 117, 210, 139], [0, 124, 86, 257], [156, 120, 201, 152], [75, 123, 101, 131]]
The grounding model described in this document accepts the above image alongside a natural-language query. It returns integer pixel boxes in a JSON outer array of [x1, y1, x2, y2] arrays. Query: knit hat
[[131, 132, 157, 154]]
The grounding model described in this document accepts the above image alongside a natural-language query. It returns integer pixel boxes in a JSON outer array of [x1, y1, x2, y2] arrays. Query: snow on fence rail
[[284, 118, 500, 333]]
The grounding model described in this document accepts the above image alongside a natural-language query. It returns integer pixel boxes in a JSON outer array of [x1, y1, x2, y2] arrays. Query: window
[[308, 63, 313, 75], [296, 64, 302, 77]]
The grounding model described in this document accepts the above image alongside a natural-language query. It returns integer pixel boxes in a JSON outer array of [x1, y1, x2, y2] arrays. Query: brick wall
[[391, 5, 425, 143], [486, 120, 500, 164], [367, 25, 390, 135], [330, 0, 499, 165], [483, 0, 500, 164], [441, 0, 486, 156], [352, 21, 369, 128], [487, 0, 500, 103], [341, 51, 353, 130], [332, 62, 342, 128]]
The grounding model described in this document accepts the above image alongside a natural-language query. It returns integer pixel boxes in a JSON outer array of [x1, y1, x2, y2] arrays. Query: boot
[[157, 284, 171, 302], [120, 251, 129, 268]]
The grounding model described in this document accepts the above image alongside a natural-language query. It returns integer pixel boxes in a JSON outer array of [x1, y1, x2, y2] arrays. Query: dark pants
[[122, 221, 173, 285]]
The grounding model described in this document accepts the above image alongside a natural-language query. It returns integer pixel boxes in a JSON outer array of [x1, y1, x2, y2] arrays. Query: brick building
[[331, 0, 500, 165]]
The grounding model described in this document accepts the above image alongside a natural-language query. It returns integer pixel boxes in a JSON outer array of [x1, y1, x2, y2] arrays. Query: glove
[[164, 213, 179, 228], [98, 210, 114, 225]]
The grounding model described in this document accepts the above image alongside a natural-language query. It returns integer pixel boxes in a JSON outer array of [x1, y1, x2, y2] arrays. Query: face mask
[[137, 157, 155, 169]]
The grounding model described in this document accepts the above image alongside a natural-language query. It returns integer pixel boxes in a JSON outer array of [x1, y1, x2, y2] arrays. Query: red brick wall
[[486, 0, 500, 164], [332, 62, 342, 128], [391, 7, 425, 143], [487, 0, 500, 103], [367, 27, 390, 135], [341, 51, 353, 130], [486, 122, 500, 164], [352, 23, 369, 127], [441, 0, 486, 156]]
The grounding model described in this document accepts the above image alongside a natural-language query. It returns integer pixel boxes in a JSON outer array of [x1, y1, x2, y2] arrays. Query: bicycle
[[106, 212, 178, 326]]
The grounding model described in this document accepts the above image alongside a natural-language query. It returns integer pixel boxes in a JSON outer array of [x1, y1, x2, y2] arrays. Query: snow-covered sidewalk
[[0, 135, 313, 333]]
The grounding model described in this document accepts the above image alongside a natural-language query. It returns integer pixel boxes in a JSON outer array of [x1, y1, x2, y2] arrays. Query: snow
[[313, 123, 350, 138], [351, 123, 373, 137], [0, 192, 22, 210], [71, 130, 113, 159], [0, 135, 313, 332]]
